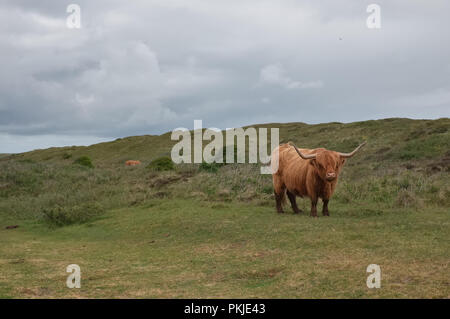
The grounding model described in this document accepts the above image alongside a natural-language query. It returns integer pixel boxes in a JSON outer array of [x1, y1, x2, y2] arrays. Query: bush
[[73, 156, 94, 168], [199, 162, 222, 173], [42, 203, 105, 227], [262, 185, 273, 194], [62, 152, 72, 159], [147, 157, 175, 171]]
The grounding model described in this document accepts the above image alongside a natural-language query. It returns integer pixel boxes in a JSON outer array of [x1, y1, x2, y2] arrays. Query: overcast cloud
[[0, 0, 449, 153]]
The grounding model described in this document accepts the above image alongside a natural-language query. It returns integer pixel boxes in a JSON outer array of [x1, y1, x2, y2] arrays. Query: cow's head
[[290, 142, 366, 182]]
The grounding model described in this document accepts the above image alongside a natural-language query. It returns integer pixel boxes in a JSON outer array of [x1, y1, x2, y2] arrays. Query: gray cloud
[[0, 0, 449, 153], [259, 63, 323, 89]]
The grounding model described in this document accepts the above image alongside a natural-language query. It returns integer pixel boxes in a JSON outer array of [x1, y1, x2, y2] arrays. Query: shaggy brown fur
[[271, 142, 365, 217]]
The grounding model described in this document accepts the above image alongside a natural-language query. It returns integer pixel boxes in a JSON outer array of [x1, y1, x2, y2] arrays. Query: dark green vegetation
[[0, 118, 449, 298], [42, 203, 105, 228], [73, 156, 93, 168], [147, 156, 175, 171]]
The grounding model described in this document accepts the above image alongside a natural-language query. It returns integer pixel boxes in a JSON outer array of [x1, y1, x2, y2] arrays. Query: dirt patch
[[427, 155, 450, 173]]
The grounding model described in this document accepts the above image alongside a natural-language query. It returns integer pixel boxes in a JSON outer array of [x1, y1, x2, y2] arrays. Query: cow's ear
[[340, 158, 346, 165], [309, 159, 317, 167]]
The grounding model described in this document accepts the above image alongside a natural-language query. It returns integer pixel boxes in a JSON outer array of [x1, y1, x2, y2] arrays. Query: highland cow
[[271, 141, 366, 217]]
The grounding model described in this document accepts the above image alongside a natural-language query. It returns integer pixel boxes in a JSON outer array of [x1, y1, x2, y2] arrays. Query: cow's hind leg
[[310, 197, 318, 217], [322, 199, 330, 216], [273, 174, 286, 214], [287, 190, 302, 214], [274, 189, 285, 214]]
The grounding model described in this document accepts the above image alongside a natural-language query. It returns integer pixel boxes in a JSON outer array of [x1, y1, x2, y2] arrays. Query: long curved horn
[[288, 141, 317, 160], [338, 142, 367, 158]]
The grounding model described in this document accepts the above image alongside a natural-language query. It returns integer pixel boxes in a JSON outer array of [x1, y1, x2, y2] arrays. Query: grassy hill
[[8, 117, 450, 166], [0, 118, 449, 298]]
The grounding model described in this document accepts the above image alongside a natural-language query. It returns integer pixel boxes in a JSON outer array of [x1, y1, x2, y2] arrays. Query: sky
[[0, 0, 449, 153]]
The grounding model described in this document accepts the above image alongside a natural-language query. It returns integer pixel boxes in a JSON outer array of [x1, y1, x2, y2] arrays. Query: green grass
[[0, 199, 448, 298], [0, 118, 449, 298]]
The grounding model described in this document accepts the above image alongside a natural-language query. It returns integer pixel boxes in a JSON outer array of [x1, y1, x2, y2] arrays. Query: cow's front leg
[[310, 197, 318, 217], [322, 199, 330, 216]]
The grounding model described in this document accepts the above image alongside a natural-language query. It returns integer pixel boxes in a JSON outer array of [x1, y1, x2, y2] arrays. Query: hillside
[[1, 117, 449, 222], [7, 117, 450, 169], [0, 118, 449, 298]]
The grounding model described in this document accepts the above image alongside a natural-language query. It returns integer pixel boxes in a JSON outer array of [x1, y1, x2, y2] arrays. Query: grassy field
[[0, 118, 449, 298]]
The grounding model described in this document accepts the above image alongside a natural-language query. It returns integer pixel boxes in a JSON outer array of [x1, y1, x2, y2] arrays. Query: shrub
[[199, 162, 221, 173], [147, 156, 175, 171], [62, 152, 72, 159], [73, 156, 94, 168], [262, 185, 273, 194], [42, 203, 105, 227]]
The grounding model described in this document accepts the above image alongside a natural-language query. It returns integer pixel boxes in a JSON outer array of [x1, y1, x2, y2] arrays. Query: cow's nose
[[326, 172, 336, 181]]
